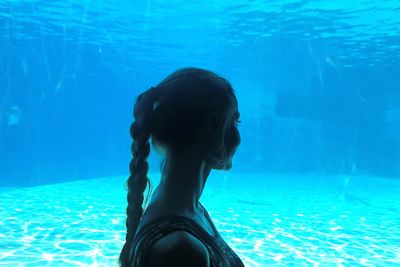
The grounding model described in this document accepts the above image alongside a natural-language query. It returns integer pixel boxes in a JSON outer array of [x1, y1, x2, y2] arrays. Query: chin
[[222, 161, 233, 170], [211, 157, 233, 170], [226, 163, 233, 170]]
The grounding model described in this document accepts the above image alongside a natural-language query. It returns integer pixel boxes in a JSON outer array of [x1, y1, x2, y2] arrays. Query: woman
[[119, 67, 244, 267]]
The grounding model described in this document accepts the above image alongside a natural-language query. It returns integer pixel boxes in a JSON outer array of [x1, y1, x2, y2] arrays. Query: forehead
[[228, 94, 240, 118], [235, 110, 240, 118]]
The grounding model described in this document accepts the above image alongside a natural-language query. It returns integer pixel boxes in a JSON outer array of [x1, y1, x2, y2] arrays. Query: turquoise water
[[1, 0, 400, 266], [1, 173, 399, 266]]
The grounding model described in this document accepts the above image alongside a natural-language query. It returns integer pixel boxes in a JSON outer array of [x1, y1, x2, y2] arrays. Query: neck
[[150, 149, 212, 215]]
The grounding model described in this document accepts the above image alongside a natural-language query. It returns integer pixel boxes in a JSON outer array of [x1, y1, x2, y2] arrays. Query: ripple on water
[[55, 240, 94, 252], [1, 174, 399, 266]]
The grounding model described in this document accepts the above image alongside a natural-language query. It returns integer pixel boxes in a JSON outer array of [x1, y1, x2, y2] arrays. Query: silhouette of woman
[[119, 67, 244, 267]]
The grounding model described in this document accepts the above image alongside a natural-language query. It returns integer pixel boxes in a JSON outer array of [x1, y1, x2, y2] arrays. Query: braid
[[119, 88, 158, 267]]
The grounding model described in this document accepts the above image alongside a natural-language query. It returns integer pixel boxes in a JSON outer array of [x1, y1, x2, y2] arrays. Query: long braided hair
[[119, 86, 159, 267], [119, 67, 236, 267]]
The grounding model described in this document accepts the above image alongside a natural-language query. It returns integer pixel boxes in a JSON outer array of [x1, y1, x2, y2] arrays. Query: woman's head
[[132, 67, 240, 169], [119, 67, 240, 267]]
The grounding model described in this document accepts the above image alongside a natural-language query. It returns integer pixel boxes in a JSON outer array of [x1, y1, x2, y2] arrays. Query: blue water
[[1, 1, 399, 266]]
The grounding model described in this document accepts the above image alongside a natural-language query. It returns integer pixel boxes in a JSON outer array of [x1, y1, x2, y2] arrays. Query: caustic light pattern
[[1, 174, 399, 267]]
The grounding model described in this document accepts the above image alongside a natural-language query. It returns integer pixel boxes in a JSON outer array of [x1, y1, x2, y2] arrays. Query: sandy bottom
[[1, 173, 399, 266]]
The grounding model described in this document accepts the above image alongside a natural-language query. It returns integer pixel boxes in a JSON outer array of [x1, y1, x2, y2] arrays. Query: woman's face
[[222, 102, 241, 170]]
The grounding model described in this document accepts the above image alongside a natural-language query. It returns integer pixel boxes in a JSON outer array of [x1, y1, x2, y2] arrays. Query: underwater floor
[[1, 173, 399, 267]]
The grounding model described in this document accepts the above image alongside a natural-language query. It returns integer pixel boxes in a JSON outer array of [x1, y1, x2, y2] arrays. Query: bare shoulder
[[146, 230, 210, 267]]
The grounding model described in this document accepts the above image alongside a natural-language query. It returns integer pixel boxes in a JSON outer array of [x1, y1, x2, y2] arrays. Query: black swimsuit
[[129, 203, 245, 267]]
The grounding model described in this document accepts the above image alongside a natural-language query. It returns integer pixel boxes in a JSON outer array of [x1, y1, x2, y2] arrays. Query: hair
[[119, 67, 236, 267]]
